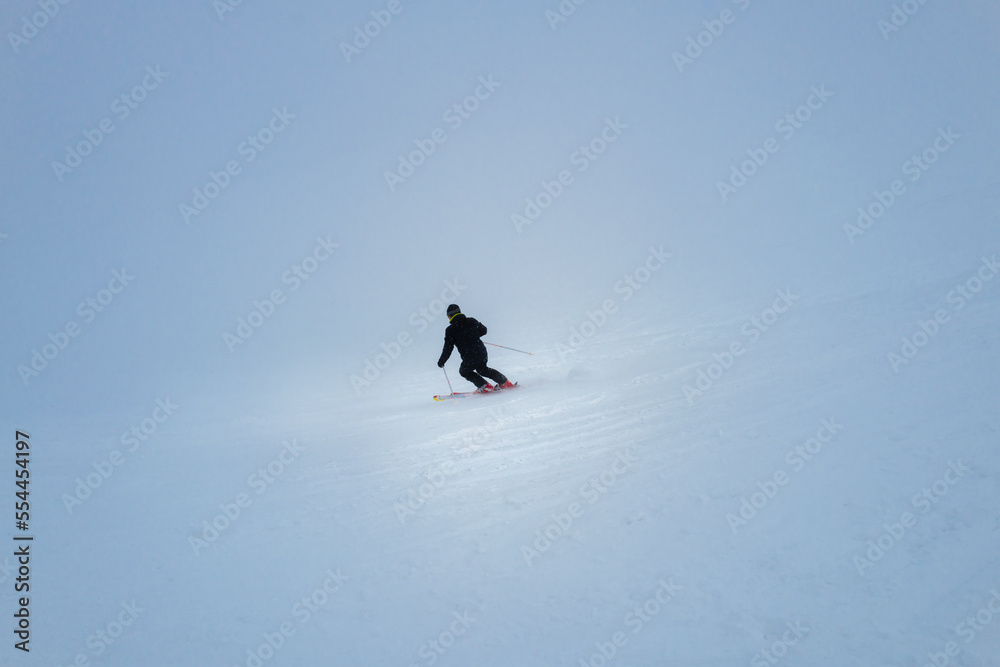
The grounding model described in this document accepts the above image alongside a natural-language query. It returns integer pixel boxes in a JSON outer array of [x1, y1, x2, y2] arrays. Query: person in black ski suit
[[437, 304, 513, 393]]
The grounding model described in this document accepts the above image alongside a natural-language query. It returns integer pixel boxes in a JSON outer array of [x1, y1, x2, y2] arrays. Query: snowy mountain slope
[[26, 263, 1000, 666]]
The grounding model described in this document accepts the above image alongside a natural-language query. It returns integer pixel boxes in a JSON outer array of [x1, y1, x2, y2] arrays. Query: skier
[[437, 304, 515, 393]]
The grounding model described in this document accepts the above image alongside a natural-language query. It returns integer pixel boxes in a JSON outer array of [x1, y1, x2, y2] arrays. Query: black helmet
[[447, 304, 461, 321]]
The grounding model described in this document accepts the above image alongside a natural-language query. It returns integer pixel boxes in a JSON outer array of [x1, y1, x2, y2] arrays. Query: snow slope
[[26, 263, 1000, 666]]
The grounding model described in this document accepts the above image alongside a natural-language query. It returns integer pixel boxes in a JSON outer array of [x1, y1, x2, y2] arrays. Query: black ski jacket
[[438, 314, 488, 367]]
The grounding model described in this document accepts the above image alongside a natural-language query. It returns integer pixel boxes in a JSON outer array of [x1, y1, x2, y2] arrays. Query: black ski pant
[[459, 358, 507, 389]]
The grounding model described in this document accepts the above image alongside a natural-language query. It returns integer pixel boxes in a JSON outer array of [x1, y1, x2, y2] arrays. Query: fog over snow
[[1, 1, 999, 666]]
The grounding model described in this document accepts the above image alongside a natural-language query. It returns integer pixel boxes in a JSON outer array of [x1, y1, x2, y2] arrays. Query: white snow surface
[[26, 276, 1000, 665]]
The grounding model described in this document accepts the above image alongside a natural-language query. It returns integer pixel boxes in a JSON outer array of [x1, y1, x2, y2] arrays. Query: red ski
[[433, 383, 520, 402]]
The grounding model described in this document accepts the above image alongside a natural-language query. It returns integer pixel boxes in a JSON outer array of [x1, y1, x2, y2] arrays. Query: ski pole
[[443, 367, 454, 394], [484, 342, 533, 356]]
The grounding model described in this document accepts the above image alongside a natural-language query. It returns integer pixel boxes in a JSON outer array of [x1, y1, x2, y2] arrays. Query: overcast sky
[[2, 0, 998, 422]]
